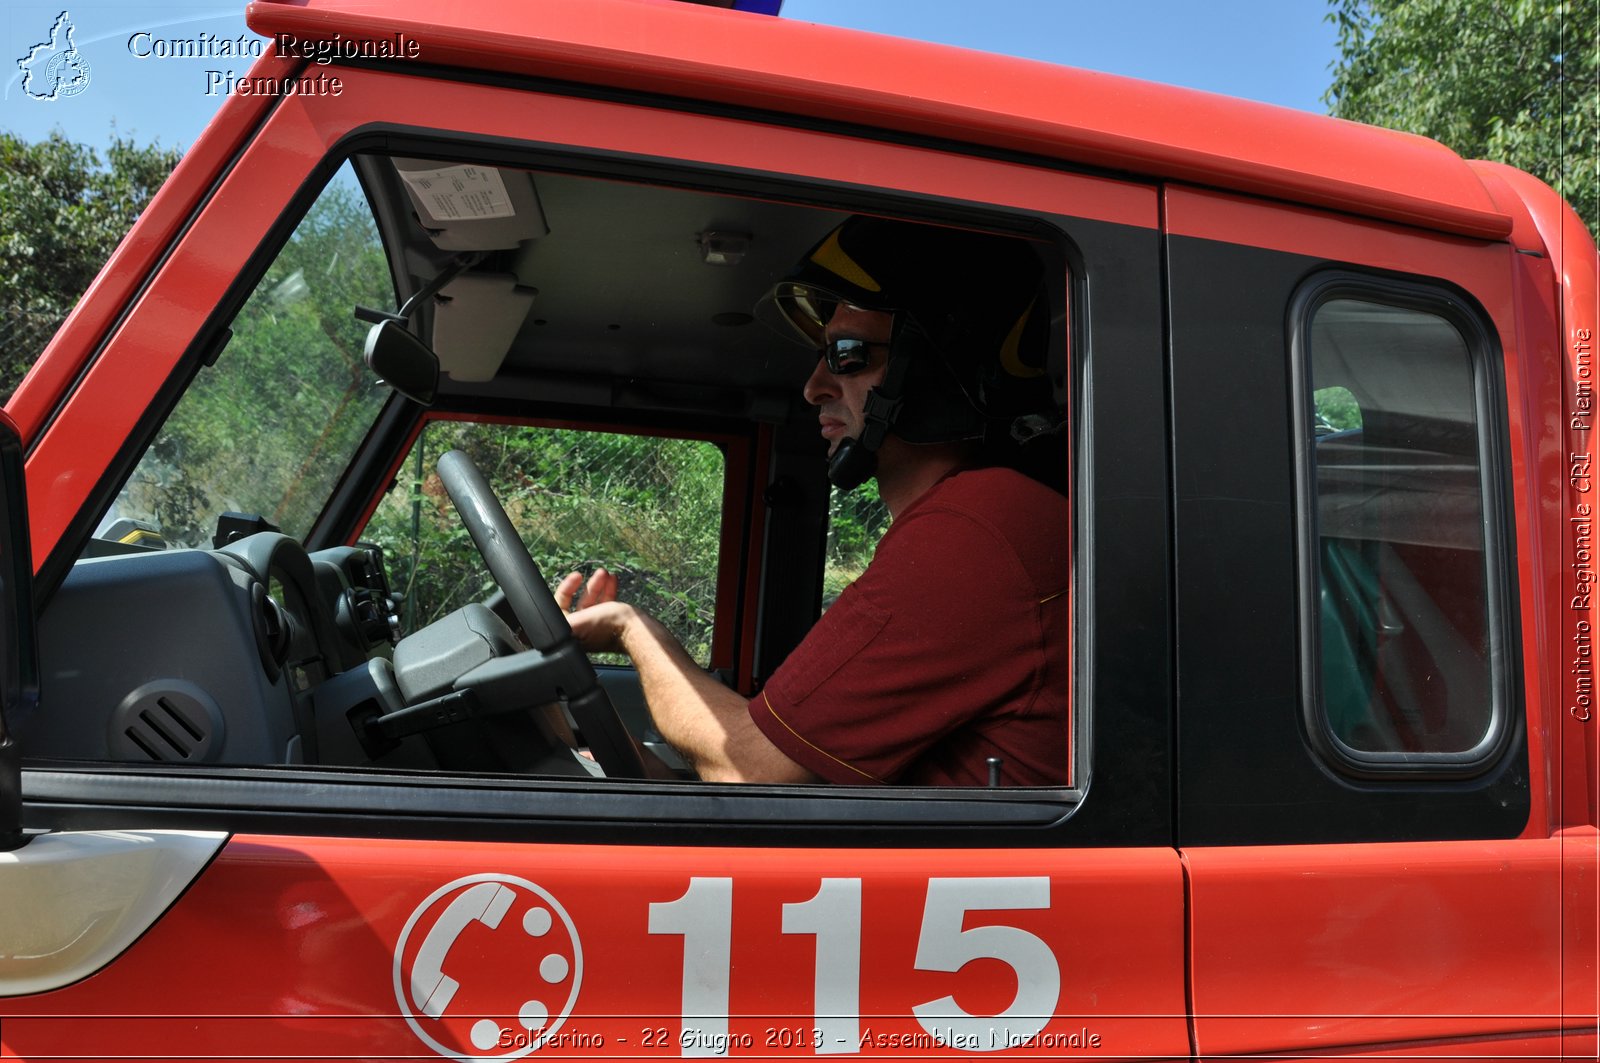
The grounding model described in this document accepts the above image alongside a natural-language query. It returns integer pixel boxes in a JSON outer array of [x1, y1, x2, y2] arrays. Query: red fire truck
[[0, 0, 1594, 1059]]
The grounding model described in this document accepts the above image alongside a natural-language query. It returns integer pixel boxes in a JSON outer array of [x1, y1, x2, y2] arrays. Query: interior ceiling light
[[698, 231, 751, 266]]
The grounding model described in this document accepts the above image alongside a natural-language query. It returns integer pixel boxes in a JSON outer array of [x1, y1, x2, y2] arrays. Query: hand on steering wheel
[[554, 568, 631, 654], [436, 450, 647, 778]]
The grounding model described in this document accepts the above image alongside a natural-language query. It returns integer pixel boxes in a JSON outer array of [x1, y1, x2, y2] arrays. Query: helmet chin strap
[[826, 435, 877, 491], [826, 318, 918, 491]]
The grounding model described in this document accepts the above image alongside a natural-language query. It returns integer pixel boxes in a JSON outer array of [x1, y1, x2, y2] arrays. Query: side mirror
[[0, 411, 38, 851], [363, 320, 440, 406]]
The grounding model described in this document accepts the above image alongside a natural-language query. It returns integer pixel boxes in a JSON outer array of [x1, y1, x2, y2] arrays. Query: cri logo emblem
[[393, 874, 584, 1061]]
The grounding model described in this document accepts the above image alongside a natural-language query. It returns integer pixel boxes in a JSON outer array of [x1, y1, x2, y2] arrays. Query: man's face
[[802, 304, 891, 456]]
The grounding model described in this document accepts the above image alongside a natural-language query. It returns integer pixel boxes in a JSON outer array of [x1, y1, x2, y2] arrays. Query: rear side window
[[824, 482, 890, 611], [364, 420, 726, 664], [1295, 282, 1510, 774]]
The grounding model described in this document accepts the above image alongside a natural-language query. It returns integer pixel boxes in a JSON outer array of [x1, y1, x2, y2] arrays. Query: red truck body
[[0, 2, 1594, 1060]]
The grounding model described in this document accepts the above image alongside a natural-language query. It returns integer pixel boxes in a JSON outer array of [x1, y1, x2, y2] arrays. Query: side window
[[364, 420, 727, 664], [37, 136, 1088, 800], [98, 163, 393, 549], [824, 483, 890, 610], [1297, 287, 1509, 771]]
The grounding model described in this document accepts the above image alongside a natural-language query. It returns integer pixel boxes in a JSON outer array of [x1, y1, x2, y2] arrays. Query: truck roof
[[246, 0, 1512, 240]]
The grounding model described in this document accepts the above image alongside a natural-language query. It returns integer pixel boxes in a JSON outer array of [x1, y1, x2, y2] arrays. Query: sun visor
[[392, 159, 549, 251], [431, 273, 538, 382]]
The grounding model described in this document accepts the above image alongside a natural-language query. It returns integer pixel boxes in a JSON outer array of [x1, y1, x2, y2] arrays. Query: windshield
[[98, 162, 394, 549]]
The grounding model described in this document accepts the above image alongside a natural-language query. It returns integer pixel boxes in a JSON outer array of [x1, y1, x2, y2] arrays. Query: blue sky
[[2, 1, 1340, 152]]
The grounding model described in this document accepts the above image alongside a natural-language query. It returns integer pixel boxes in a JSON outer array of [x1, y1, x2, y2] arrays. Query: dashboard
[[23, 532, 400, 766]]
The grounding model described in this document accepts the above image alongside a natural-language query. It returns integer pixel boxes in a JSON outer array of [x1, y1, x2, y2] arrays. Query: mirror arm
[[354, 305, 406, 326], [356, 251, 486, 329]]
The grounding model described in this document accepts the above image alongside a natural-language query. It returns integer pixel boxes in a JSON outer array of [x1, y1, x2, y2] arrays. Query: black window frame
[[20, 86, 1178, 847], [1289, 272, 1517, 780]]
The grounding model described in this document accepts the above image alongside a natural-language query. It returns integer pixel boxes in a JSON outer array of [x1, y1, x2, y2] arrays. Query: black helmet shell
[[760, 215, 1053, 444]]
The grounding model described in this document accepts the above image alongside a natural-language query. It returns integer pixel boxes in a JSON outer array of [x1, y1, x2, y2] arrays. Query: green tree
[[364, 422, 728, 661], [0, 131, 182, 397], [824, 480, 890, 605], [1325, 0, 1598, 236], [121, 174, 393, 548]]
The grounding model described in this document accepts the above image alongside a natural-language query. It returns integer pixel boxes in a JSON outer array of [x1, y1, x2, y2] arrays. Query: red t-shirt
[[747, 467, 1070, 786]]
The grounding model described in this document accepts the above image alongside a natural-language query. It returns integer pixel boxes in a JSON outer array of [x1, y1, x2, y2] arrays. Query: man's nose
[[802, 355, 838, 406]]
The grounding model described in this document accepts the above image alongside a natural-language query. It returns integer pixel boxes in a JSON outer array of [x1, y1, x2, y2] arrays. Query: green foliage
[[119, 172, 393, 546], [1325, 0, 1599, 236], [1315, 386, 1364, 432], [366, 424, 893, 658], [0, 131, 182, 397], [365, 423, 728, 662], [823, 480, 891, 605], [8, 132, 885, 657]]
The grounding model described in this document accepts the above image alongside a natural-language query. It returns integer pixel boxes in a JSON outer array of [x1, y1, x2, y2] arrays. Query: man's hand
[[556, 567, 631, 653], [555, 566, 618, 611], [551, 565, 817, 784]]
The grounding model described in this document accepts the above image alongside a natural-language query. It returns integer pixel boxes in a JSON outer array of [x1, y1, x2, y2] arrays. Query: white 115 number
[[647, 876, 1060, 1056]]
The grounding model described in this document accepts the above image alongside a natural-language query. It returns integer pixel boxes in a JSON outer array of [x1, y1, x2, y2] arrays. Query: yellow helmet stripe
[[999, 297, 1044, 379], [810, 228, 881, 293]]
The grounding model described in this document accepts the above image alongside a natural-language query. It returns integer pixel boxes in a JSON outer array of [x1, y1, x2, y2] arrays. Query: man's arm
[[557, 571, 818, 784]]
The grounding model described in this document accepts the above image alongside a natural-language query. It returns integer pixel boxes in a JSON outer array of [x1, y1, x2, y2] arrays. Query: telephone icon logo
[[394, 874, 583, 1061]]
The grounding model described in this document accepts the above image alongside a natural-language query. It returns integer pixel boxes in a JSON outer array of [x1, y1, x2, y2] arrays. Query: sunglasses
[[820, 337, 887, 376]]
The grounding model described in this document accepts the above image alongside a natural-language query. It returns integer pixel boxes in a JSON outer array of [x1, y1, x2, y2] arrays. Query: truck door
[[1165, 184, 1584, 1058], [1, 56, 1191, 1061]]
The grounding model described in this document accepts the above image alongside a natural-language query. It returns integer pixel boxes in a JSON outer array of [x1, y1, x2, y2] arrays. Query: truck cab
[[0, 0, 1595, 1058]]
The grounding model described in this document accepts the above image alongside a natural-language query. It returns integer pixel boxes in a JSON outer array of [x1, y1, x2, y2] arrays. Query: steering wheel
[[435, 449, 647, 778]]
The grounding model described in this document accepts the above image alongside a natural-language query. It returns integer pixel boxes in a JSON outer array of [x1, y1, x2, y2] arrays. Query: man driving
[[560, 216, 1070, 786]]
